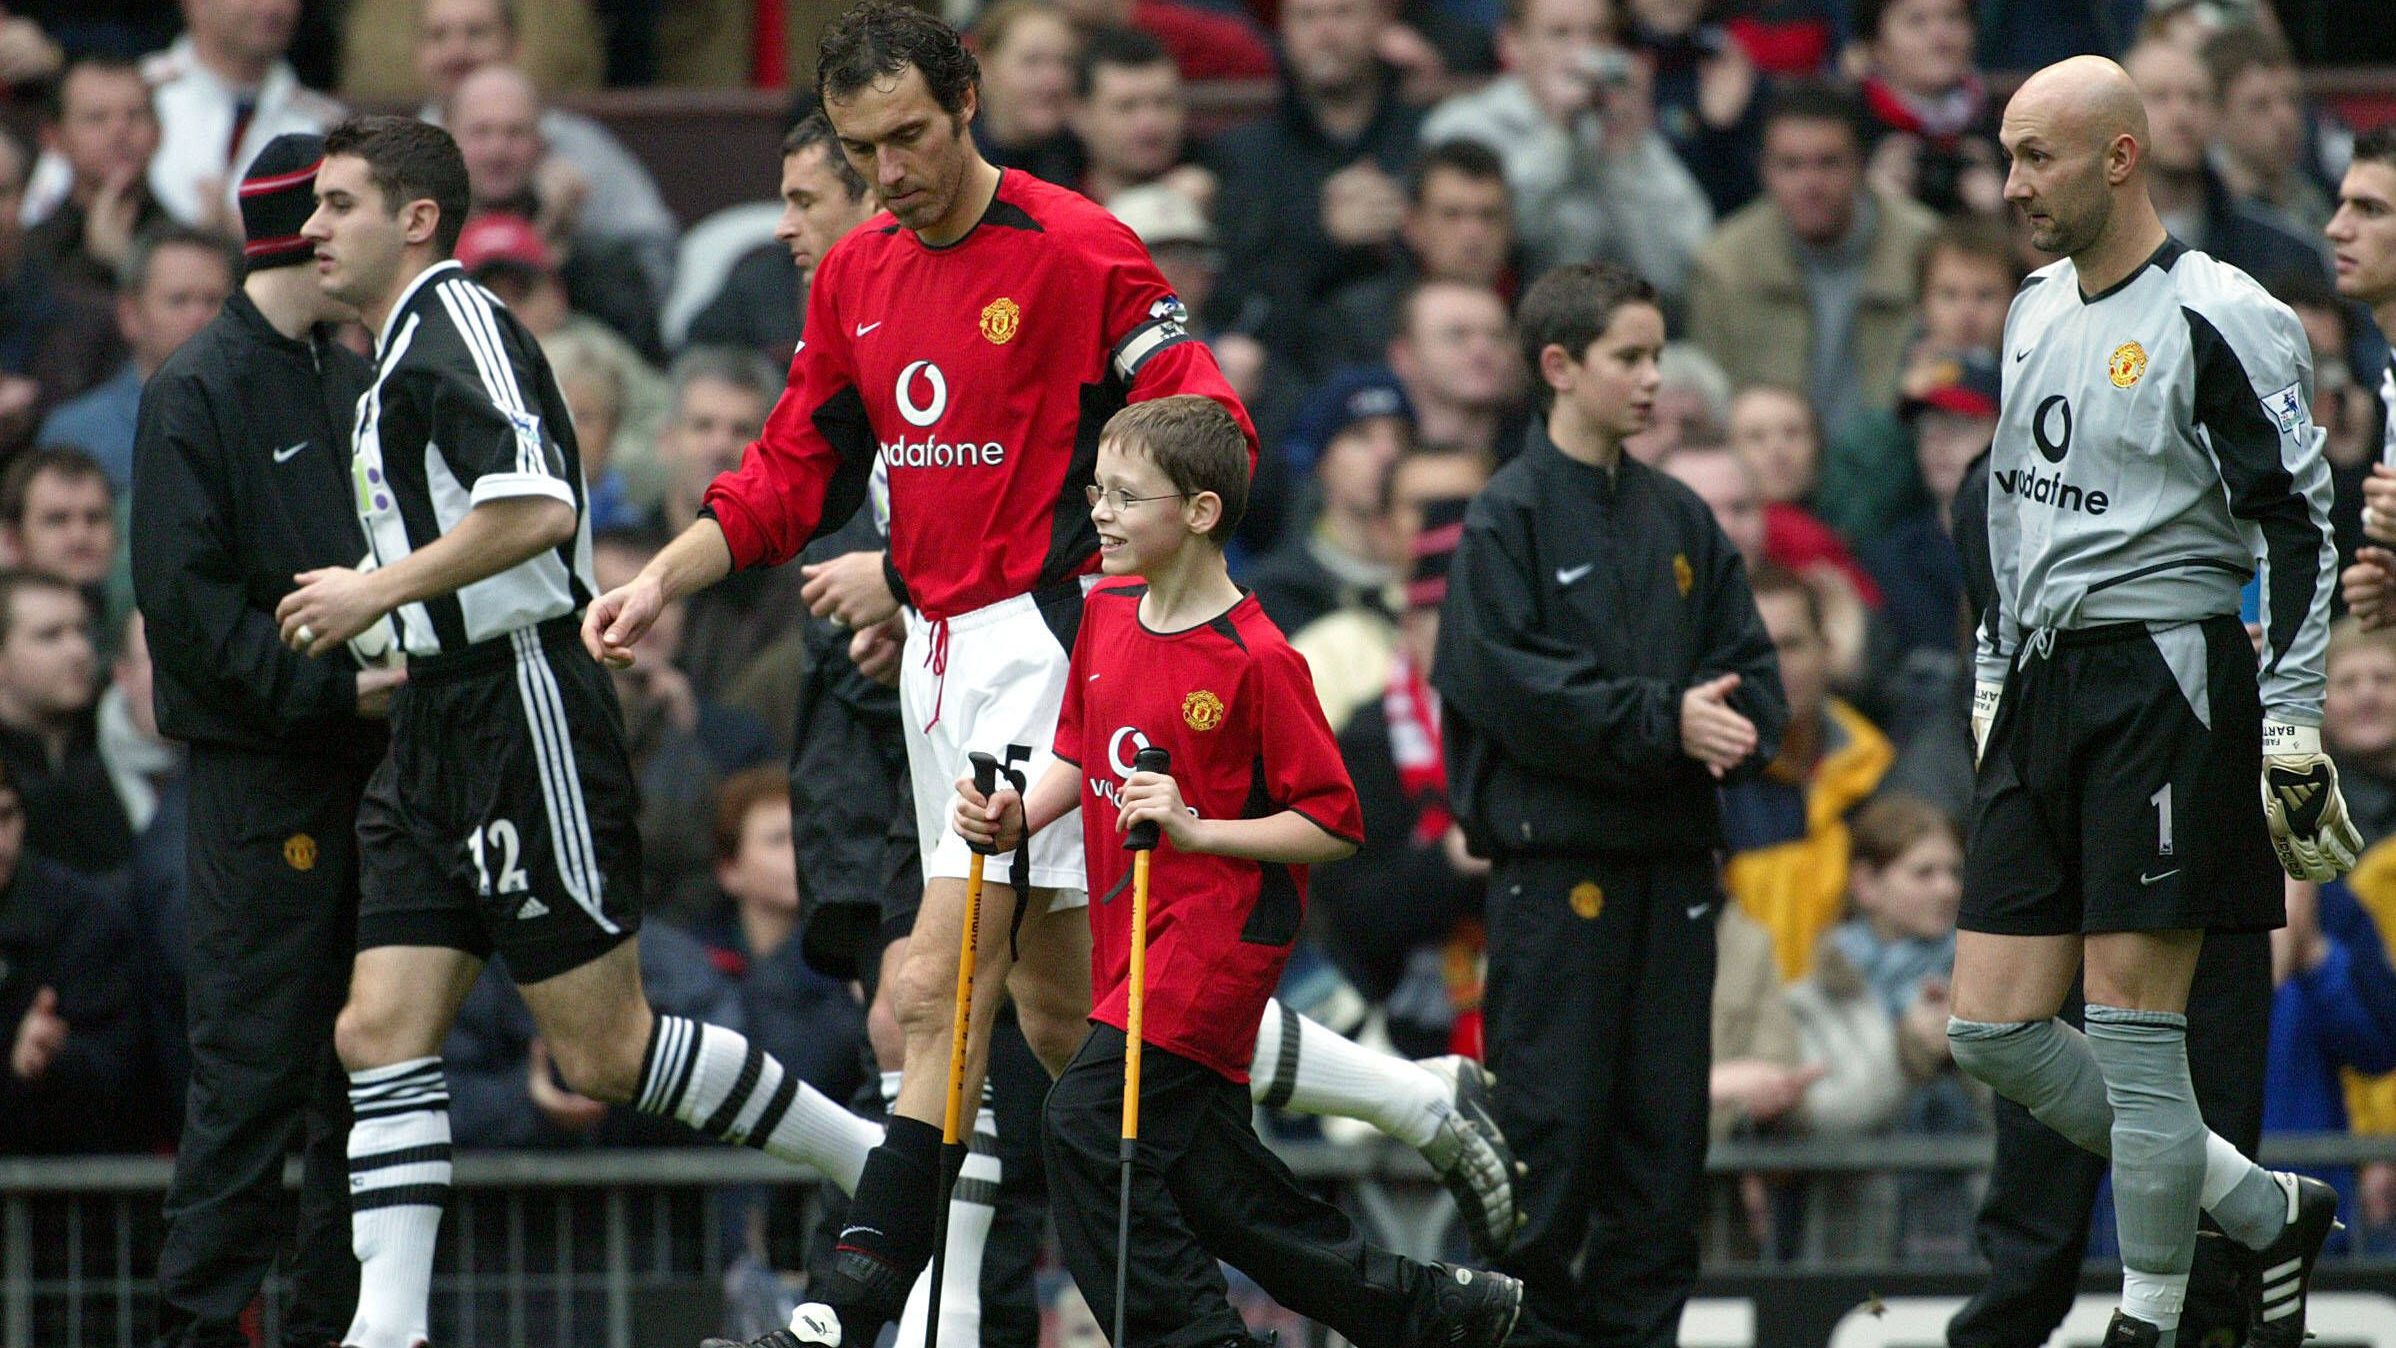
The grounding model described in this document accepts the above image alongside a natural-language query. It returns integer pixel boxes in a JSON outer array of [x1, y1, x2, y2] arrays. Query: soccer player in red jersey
[[595, 8, 1518, 1346], [953, 396, 1524, 1348]]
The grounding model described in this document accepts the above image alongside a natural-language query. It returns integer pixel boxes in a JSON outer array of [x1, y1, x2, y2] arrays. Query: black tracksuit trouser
[[1948, 931, 2270, 1347], [155, 748, 372, 1348], [1486, 852, 1718, 1348], [1044, 1024, 1437, 1348]]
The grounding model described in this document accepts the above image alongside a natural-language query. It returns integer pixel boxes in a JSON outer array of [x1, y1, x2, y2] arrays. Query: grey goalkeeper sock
[[1947, 1015, 2115, 1157], [2085, 1005, 2207, 1340]]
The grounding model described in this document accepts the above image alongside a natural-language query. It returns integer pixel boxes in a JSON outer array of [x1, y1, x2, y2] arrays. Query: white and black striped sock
[[1247, 999, 1446, 1149], [344, 1058, 451, 1348], [635, 1015, 882, 1192]]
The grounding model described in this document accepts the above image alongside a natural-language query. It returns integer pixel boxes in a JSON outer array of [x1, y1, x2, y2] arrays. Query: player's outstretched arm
[[277, 496, 576, 657], [582, 517, 735, 668]]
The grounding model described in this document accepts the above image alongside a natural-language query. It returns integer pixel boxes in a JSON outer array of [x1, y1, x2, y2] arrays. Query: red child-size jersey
[[701, 171, 1258, 622], [1054, 580, 1364, 1081]]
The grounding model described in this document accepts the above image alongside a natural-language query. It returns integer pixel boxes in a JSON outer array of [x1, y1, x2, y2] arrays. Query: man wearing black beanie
[[136, 131, 406, 1348]]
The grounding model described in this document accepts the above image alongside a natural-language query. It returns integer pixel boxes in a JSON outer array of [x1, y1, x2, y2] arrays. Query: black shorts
[[1961, 614, 2281, 937], [357, 618, 643, 983]]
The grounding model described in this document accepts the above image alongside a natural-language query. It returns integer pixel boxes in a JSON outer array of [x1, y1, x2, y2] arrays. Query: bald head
[[448, 64, 543, 206], [2010, 55, 2149, 154]]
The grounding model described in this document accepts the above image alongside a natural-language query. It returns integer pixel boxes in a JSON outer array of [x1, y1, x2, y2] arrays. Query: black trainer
[[1421, 1262, 1524, 1348], [2099, 1310, 2162, 1348], [2248, 1172, 2342, 1348]]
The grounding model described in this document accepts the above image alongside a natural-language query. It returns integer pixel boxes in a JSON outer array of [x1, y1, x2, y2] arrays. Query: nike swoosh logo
[[2140, 869, 2179, 886], [273, 441, 307, 463], [2013, 349, 2032, 363], [856, 321, 882, 337], [1087, 673, 1101, 681], [1686, 902, 1711, 920], [1556, 563, 1594, 586]]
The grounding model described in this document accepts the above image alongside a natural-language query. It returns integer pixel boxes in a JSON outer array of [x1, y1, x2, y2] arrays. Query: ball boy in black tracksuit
[[1433, 263, 1787, 1348], [132, 135, 402, 1348]]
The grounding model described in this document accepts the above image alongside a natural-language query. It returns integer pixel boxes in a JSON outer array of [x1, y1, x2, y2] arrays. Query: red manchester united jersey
[[1054, 581, 1363, 1081], [701, 171, 1257, 621]]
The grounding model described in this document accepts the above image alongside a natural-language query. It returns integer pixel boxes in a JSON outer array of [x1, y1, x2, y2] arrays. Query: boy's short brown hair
[[1100, 395, 1249, 543]]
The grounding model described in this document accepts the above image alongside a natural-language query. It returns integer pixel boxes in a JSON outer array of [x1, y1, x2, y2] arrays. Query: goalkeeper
[[1948, 56, 2350, 1348]]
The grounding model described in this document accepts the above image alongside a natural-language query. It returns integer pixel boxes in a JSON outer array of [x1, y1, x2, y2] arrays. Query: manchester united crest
[[2108, 340, 2148, 388], [1569, 881, 1604, 919], [980, 296, 1021, 345], [1183, 689, 1225, 732], [284, 833, 318, 871]]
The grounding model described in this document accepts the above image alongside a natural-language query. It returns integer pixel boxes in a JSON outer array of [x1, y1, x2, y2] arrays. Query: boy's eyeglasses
[[1085, 486, 1190, 512]]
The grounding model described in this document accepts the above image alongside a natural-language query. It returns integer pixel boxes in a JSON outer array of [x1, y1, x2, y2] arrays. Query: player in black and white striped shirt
[[273, 115, 883, 1348], [1946, 58, 2348, 1348]]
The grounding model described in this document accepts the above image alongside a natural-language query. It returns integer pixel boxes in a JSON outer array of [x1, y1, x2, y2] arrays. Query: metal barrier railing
[[6, 1134, 2396, 1348]]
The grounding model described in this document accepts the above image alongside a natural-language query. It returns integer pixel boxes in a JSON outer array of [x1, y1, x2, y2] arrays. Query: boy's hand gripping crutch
[[928, 750, 1001, 1348], [1115, 745, 1171, 1348]]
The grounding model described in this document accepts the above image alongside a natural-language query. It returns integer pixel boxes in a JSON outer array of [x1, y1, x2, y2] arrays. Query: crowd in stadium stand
[[3, 0, 2396, 1276]]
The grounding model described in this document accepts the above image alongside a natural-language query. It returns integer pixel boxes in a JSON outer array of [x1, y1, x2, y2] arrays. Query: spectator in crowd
[[453, 211, 670, 516], [2202, 23, 2332, 237], [0, 569, 131, 875], [1210, 0, 1424, 360], [650, 347, 814, 711], [0, 129, 121, 455], [123, 0, 343, 230], [0, 753, 148, 1154], [1719, 560, 1894, 981], [687, 110, 866, 358], [543, 327, 647, 533], [1852, 0, 2002, 218], [591, 528, 774, 923], [1420, 0, 1712, 293], [1661, 439, 1765, 571], [449, 63, 667, 358], [2262, 874, 2396, 1231], [1069, 26, 1211, 209], [1623, 0, 1766, 217], [0, 447, 116, 616], [1856, 353, 1994, 661], [25, 56, 170, 298], [1250, 366, 1408, 635], [2326, 619, 2396, 847], [1052, 0, 1278, 82], [1817, 214, 2017, 542], [1315, 139, 1516, 375], [971, 0, 1085, 186], [1311, 497, 1488, 1057], [1388, 279, 1525, 462], [412, 0, 678, 278], [1689, 81, 1939, 441], [1729, 384, 1820, 517], [2122, 38, 2328, 286], [0, 5, 60, 84], [36, 225, 237, 491], [1623, 341, 1733, 462], [1292, 441, 1491, 734], [1709, 899, 1815, 1143], [704, 767, 870, 1113], [2275, 274, 2378, 569], [96, 610, 179, 869]]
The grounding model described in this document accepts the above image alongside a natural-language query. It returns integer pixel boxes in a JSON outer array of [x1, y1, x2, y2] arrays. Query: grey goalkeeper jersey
[[1977, 238, 2337, 725]]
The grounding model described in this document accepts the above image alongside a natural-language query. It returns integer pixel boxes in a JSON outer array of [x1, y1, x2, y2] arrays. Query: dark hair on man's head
[[1745, 557, 1824, 639], [1101, 395, 1250, 543], [1409, 138, 1506, 204], [45, 54, 148, 123], [1074, 25, 1170, 98], [118, 223, 241, 296], [783, 110, 869, 201], [1917, 213, 2022, 292], [712, 765, 793, 865], [323, 115, 472, 258], [1848, 791, 1961, 870], [2267, 269, 2352, 345], [670, 345, 783, 413], [0, 567, 85, 648], [1761, 79, 1867, 151], [2353, 124, 2396, 173], [1515, 261, 1658, 412], [819, 0, 982, 120], [2200, 22, 2293, 97], [0, 447, 110, 528]]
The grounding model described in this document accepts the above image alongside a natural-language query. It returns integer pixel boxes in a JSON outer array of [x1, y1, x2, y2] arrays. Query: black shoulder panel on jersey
[[1209, 611, 1246, 649], [2184, 304, 2318, 676], [1095, 583, 1147, 601], [984, 197, 1043, 233], [807, 384, 879, 555]]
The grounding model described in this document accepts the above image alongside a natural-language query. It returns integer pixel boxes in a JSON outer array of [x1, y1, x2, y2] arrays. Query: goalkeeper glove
[[2261, 720, 2363, 881], [1971, 682, 2001, 766]]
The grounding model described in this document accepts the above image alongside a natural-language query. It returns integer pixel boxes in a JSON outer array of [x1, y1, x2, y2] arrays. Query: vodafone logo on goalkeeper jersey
[[884, 359, 1006, 467]]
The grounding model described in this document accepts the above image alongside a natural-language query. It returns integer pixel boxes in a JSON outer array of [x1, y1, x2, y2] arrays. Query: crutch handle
[[1123, 746, 1172, 851], [966, 751, 1000, 855]]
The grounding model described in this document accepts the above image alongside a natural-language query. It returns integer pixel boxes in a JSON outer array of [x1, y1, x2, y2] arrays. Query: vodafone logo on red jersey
[[884, 359, 1007, 468]]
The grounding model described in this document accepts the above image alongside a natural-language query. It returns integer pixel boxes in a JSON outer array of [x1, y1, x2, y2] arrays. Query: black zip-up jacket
[[1432, 426, 1787, 857], [130, 290, 386, 762]]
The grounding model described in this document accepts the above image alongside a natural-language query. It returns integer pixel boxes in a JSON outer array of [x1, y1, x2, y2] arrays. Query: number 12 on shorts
[[469, 818, 531, 895]]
